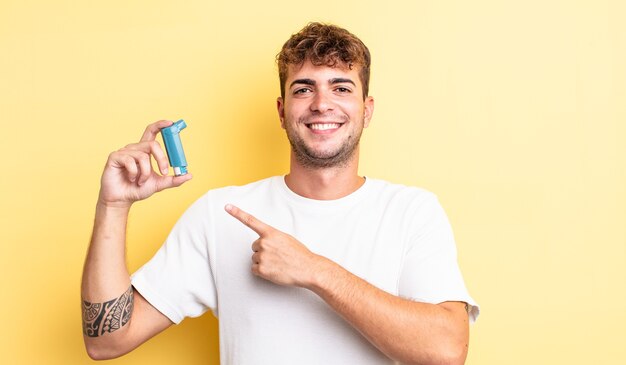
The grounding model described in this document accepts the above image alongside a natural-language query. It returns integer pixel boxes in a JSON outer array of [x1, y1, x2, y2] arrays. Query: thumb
[[156, 173, 193, 192]]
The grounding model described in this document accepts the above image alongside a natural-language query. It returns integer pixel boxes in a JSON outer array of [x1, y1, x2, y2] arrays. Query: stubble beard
[[285, 115, 364, 170]]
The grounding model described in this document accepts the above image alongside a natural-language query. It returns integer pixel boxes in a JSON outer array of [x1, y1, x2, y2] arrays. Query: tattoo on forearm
[[82, 285, 134, 337]]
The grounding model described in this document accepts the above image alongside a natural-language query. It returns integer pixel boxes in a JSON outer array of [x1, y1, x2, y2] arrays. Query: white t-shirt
[[132, 176, 479, 364]]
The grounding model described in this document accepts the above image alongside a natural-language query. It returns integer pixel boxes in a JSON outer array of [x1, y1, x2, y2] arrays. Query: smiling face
[[277, 60, 374, 169]]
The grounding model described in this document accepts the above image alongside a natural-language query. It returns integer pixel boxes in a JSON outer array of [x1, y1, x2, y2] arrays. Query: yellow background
[[1, 0, 624, 364]]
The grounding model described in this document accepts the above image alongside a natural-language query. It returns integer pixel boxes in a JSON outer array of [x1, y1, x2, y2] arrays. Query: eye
[[294, 87, 312, 94], [335, 87, 352, 93]]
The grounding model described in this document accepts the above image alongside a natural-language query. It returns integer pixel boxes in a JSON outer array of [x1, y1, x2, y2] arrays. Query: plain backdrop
[[1, 1, 624, 364]]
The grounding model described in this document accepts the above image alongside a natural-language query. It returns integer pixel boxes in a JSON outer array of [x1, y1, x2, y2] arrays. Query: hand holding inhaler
[[98, 120, 192, 208]]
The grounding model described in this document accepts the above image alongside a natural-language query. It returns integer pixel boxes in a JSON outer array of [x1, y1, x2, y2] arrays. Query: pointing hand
[[225, 204, 324, 288]]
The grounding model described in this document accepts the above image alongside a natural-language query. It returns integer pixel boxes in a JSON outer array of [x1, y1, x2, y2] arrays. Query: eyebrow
[[330, 78, 356, 86], [290, 78, 356, 88], [290, 78, 316, 88]]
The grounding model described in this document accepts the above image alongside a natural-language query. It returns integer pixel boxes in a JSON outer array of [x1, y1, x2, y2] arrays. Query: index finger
[[225, 204, 272, 235], [140, 120, 174, 142]]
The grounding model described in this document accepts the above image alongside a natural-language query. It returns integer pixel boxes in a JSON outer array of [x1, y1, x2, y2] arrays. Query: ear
[[363, 96, 374, 128], [277, 97, 285, 129]]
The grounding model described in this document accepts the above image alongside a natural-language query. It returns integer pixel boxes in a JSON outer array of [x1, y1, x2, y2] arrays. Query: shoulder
[[362, 178, 451, 231], [190, 176, 281, 210], [207, 176, 279, 199], [174, 176, 281, 227], [365, 177, 439, 208]]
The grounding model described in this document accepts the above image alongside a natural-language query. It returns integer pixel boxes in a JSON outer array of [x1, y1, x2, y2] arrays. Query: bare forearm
[[82, 202, 132, 299], [81, 202, 135, 358], [308, 257, 468, 365], [80, 201, 175, 360]]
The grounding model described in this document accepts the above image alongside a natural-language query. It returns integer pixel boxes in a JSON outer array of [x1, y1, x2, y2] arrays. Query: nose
[[310, 90, 334, 113]]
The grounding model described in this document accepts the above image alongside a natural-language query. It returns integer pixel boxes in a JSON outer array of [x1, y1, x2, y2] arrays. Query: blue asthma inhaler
[[161, 119, 188, 176]]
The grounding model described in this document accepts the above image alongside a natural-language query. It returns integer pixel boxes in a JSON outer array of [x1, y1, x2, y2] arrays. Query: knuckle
[[151, 120, 168, 130], [136, 158, 148, 169], [242, 215, 254, 227]]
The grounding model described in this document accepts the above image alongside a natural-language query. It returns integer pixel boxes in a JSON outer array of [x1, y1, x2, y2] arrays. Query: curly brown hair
[[276, 22, 371, 100]]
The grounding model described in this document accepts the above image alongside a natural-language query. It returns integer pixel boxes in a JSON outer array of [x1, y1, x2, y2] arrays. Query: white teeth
[[310, 123, 340, 130]]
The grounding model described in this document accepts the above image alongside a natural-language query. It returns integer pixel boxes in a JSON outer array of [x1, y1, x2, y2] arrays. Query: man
[[82, 23, 478, 364]]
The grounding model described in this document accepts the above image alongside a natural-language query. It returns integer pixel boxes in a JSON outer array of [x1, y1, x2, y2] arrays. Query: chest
[[214, 203, 413, 297]]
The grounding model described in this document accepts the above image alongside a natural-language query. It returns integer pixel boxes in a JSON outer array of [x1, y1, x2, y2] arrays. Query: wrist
[[305, 255, 339, 293], [95, 199, 132, 215], [96, 188, 135, 210]]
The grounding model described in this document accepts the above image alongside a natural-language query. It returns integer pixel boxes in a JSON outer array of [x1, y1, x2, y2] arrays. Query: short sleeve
[[131, 193, 217, 324], [398, 194, 480, 322]]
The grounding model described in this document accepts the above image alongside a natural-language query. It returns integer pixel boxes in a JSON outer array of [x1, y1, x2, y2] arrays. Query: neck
[[285, 149, 365, 200]]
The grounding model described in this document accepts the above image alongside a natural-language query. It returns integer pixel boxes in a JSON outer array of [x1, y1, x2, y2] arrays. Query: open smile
[[306, 122, 343, 131]]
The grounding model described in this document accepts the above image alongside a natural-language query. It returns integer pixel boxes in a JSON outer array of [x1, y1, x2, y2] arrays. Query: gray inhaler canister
[[161, 119, 188, 176]]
